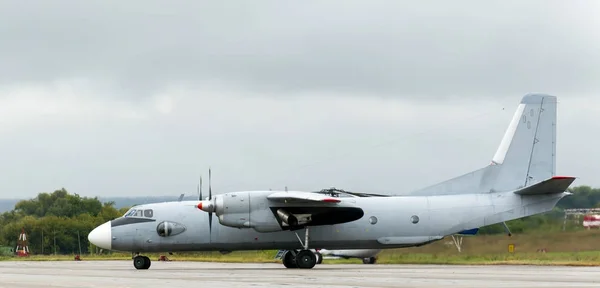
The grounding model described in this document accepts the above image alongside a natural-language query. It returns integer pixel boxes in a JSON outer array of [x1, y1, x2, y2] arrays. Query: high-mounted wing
[[196, 190, 365, 232], [266, 191, 363, 230], [314, 187, 392, 198], [267, 191, 341, 203]]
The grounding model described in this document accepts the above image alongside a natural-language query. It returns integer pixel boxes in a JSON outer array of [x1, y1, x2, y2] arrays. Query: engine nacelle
[[198, 191, 285, 232], [214, 192, 251, 228]]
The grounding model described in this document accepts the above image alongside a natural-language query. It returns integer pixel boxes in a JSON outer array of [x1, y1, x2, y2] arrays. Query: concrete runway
[[0, 261, 599, 288]]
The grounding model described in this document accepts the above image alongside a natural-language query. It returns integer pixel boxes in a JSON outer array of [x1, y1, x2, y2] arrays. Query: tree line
[[0, 186, 599, 255], [0, 188, 127, 255]]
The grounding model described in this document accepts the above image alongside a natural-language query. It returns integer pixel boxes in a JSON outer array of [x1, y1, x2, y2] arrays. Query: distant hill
[[98, 195, 199, 209], [0, 199, 19, 214], [0, 195, 199, 213]]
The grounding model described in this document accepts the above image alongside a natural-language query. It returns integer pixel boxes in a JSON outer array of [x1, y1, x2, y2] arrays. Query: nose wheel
[[133, 255, 151, 270]]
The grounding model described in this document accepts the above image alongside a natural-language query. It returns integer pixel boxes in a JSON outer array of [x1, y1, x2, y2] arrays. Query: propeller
[[196, 167, 215, 239], [208, 167, 213, 235]]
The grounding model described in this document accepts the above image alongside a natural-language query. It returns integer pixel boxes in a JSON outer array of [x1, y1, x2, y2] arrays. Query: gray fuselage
[[100, 190, 566, 253]]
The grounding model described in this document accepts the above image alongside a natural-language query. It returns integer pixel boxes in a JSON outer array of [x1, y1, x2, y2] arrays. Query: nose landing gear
[[133, 253, 151, 270]]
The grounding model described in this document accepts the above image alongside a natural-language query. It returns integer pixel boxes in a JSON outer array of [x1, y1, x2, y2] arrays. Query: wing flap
[[267, 191, 341, 203], [514, 176, 576, 195]]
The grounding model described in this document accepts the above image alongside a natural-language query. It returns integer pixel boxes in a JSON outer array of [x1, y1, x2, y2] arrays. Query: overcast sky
[[0, 0, 599, 199]]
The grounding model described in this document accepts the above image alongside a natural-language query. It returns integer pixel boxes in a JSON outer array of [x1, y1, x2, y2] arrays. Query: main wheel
[[282, 250, 298, 268], [315, 252, 323, 264], [362, 257, 376, 264], [295, 249, 317, 269], [133, 255, 151, 270]]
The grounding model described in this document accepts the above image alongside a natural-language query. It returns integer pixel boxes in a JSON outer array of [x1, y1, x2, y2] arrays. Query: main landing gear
[[362, 257, 376, 264], [282, 227, 321, 269], [133, 253, 151, 270]]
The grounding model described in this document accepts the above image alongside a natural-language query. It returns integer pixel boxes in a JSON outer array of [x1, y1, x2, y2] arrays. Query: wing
[[267, 191, 341, 203], [267, 191, 363, 229], [313, 187, 392, 198]]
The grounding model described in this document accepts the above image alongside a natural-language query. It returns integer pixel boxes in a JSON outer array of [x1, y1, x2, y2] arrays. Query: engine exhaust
[[276, 209, 298, 226]]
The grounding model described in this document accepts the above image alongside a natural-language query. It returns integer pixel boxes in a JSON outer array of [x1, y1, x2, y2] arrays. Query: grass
[[3, 229, 600, 266]]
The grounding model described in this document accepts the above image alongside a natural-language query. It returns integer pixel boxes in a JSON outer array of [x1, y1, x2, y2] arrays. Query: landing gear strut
[[282, 227, 317, 269], [133, 253, 151, 270]]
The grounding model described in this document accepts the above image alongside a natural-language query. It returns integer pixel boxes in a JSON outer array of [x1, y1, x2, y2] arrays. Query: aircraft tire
[[295, 249, 317, 269], [143, 256, 151, 269], [282, 250, 298, 269], [133, 255, 151, 270], [315, 252, 323, 264], [362, 257, 376, 264]]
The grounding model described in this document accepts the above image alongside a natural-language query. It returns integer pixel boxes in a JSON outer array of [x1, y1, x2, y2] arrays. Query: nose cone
[[88, 221, 112, 250]]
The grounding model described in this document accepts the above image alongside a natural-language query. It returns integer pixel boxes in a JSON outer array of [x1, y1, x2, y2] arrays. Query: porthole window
[[156, 221, 186, 237], [411, 215, 419, 224], [369, 216, 378, 225]]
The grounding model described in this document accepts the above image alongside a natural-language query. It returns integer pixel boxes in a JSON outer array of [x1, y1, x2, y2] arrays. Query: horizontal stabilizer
[[514, 176, 576, 195], [267, 191, 341, 203]]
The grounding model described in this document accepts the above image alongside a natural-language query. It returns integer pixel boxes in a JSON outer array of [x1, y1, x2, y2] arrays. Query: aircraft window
[[156, 221, 186, 237], [369, 216, 378, 225], [411, 215, 419, 224], [144, 209, 154, 218], [123, 209, 154, 219]]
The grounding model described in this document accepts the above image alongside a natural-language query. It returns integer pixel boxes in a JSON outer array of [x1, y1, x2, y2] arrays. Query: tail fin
[[410, 93, 558, 195]]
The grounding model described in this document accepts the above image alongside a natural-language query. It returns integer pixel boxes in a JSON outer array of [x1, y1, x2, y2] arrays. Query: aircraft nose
[[88, 221, 112, 250]]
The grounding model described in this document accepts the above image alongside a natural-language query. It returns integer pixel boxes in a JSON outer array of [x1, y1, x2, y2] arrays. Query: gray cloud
[[0, 0, 599, 198], [1, 0, 598, 100]]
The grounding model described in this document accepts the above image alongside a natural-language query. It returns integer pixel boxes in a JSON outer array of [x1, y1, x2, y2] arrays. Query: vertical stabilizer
[[491, 94, 557, 191], [408, 93, 557, 196]]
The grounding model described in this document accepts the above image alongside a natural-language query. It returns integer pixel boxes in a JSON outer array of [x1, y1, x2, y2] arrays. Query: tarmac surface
[[0, 260, 599, 288]]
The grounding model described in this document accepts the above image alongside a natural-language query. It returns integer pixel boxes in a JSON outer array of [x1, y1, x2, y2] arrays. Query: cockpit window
[[123, 209, 135, 217], [123, 208, 154, 218]]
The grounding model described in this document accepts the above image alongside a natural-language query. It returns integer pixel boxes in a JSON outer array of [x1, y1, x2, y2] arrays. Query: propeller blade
[[208, 167, 213, 242], [198, 175, 203, 200], [209, 213, 212, 237]]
